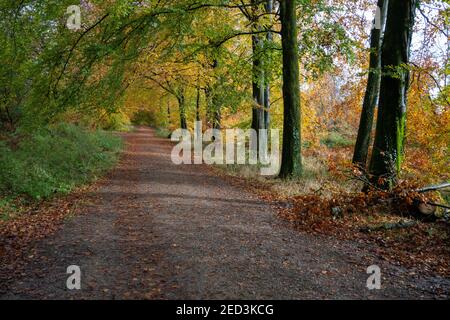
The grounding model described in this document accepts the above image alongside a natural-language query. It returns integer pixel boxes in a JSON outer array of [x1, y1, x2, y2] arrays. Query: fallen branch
[[360, 220, 418, 233], [416, 182, 450, 193], [426, 202, 450, 210]]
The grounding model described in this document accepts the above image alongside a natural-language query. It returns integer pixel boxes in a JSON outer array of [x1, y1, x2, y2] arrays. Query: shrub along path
[[1, 127, 448, 299]]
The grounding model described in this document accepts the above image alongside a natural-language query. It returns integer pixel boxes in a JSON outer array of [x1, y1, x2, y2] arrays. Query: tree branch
[[53, 13, 110, 93]]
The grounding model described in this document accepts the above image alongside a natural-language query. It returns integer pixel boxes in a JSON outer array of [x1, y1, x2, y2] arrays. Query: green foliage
[[297, 0, 357, 79], [0, 196, 15, 221], [155, 127, 172, 138], [0, 124, 122, 200], [102, 112, 132, 131], [320, 131, 353, 148], [132, 110, 157, 126], [1, 0, 446, 189]]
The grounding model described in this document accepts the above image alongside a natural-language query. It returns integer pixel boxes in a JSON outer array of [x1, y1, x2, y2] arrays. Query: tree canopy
[[0, 0, 448, 185]]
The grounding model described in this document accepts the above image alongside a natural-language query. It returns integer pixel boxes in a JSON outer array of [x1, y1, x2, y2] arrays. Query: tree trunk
[[368, 0, 417, 189], [279, 0, 302, 178], [353, 0, 388, 168], [167, 98, 171, 126], [177, 92, 187, 130], [263, 85, 270, 129], [263, 0, 273, 129], [212, 105, 221, 130], [196, 81, 201, 122], [251, 41, 264, 132], [205, 85, 221, 129], [205, 59, 221, 129], [251, 0, 265, 132]]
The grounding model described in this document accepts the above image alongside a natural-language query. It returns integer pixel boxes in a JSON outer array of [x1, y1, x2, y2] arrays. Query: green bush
[[0, 123, 122, 200], [320, 132, 354, 148], [102, 112, 132, 132], [155, 127, 172, 138]]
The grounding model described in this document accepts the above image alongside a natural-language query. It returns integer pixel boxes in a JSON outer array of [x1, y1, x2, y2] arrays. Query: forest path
[[2, 127, 448, 299]]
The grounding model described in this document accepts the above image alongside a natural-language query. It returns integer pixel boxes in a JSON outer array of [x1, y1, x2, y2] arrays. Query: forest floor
[[0, 127, 449, 299]]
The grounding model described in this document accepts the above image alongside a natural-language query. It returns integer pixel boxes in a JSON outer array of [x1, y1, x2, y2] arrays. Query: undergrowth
[[155, 127, 172, 138], [0, 123, 122, 206]]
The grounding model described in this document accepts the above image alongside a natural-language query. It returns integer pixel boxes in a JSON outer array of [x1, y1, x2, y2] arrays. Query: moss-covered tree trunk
[[279, 0, 302, 178], [353, 0, 388, 168], [368, 0, 418, 189]]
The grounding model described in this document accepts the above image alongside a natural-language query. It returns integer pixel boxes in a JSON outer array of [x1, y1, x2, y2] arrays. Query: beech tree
[[353, 0, 388, 168], [368, 0, 419, 188], [250, 0, 266, 133], [264, 0, 274, 130], [278, 0, 302, 178]]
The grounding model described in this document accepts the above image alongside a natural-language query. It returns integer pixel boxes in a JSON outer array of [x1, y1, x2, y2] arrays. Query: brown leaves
[[277, 187, 450, 277], [0, 189, 92, 287]]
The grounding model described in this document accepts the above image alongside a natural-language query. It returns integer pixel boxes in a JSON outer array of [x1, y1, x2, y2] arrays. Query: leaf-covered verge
[[0, 183, 100, 289], [212, 163, 450, 278], [0, 123, 123, 221], [0, 124, 123, 286]]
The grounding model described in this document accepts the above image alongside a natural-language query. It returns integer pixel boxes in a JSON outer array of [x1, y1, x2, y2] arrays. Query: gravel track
[[1, 127, 448, 300]]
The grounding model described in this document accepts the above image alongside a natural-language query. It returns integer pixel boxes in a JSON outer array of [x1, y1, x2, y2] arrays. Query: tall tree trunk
[[205, 85, 221, 129], [251, 38, 265, 132], [167, 98, 171, 126], [263, 85, 270, 129], [196, 80, 201, 122], [353, 0, 388, 168], [205, 59, 221, 129], [279, 0, 302, 178], [204, 86, 213, 128], [177, 91, 187, 130], [251, 0, 265, 132], [212, 100, 221, 130], [368, 0, 417, 189], [263, 0, 273, 129]]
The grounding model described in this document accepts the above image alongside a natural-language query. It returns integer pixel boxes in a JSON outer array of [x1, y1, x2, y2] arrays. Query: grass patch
[[0, 123, 122, 202], [216, 153, 360, 198]]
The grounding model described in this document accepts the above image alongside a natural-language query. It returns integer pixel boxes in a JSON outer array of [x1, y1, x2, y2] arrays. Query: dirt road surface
[[1, 127, 448, 299]]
